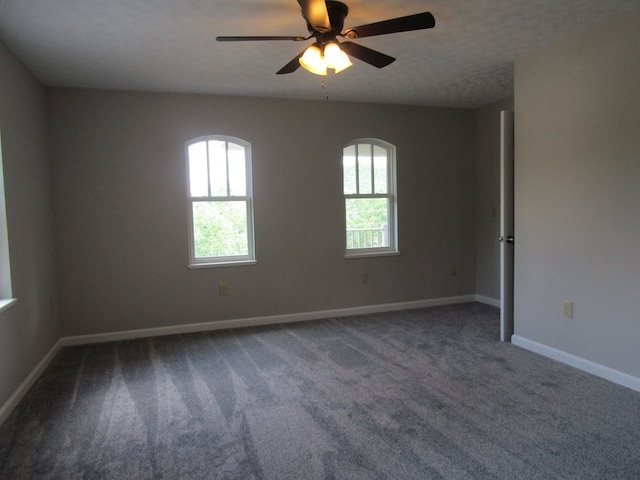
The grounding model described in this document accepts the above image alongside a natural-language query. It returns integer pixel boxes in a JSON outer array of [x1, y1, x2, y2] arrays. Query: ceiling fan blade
[[216, 36, 307, 42], [341, 42, 395, 68], [276, 51, 305, 75], [297, 0, 331, 33], [343, 12, 435, 39]]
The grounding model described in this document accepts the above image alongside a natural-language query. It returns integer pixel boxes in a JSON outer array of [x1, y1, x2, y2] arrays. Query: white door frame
[[500, 110, 515, 342]]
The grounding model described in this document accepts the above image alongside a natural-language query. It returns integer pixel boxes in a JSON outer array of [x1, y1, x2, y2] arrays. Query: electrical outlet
[[219, 283, 228, 296], [563, 301, 573, 318], [361, 273, 369, 285], [451, 264, 458, 276]]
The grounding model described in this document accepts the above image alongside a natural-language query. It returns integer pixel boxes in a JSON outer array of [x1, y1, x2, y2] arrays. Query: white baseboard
[[0, 339, 62, 426], [60, 295, 477, 347], [475, 295, 500, 307], [512, 335, 640, 393], [0, 294, 491, 426]]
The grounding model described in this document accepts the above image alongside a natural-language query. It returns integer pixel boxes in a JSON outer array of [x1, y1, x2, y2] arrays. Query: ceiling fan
[[216, 0, 435, 75]]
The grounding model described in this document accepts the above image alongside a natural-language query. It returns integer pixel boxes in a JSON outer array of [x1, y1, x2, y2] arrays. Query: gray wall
[[514, 9, 640, 377], [475, 97, 514, 302], [47, 89, 477, 336], [0, 43, 60, 405]]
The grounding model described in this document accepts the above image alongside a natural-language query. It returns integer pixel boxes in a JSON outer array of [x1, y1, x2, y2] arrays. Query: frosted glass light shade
[[299, 43, 352, 75], [299, 45, 327, 76], [324, 42, 342, 68], [333, 49, 353, 73]]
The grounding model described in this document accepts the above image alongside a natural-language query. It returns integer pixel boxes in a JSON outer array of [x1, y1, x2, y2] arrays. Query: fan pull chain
[[322, 74, 330, 101]]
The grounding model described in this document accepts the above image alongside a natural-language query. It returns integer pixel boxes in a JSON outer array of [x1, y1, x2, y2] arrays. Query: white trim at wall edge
[[60, 295, 478, 347], [474, 295, 500, 307], [512, 335, 640, 394], [0, 339, 62, 426], [0, 298, 17, 314]]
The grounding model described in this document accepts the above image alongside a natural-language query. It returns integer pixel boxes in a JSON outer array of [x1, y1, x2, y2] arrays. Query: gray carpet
[[1, 303, 639, 479]]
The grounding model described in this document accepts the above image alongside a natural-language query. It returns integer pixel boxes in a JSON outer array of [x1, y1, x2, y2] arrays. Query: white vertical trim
[[0, 130, 14, 300], [500, 110, 515, 342]]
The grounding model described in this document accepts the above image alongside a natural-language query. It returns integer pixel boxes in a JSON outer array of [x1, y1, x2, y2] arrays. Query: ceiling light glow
[[299, 43, 352, 76]]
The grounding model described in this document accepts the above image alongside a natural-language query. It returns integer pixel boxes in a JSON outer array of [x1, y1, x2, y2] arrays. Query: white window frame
[[0, 130, 16, 313], [186, 135, 256, 268], [343, 138, 399, 258]]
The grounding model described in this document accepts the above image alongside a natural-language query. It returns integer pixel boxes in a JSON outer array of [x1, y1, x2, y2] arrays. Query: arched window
[[343, 139, 398, 257], [186, 136, 255, 267]]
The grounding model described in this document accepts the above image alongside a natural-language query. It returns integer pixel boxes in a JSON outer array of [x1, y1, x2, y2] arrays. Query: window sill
[[0, 298, 17, 314], [344, 251, 400, 259], [188, 260, 257, 269]]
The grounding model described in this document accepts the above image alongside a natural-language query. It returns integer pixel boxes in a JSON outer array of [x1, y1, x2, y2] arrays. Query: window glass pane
[[373, 145, 388, 194], [0, 130, 13, 299], [188, 142, 208, 197], [343, 145, 357, 194], [345, 198, 389, 249], [192, 201, 248, 257], [209, 140, 228, 196], [357, 144, 372, 194], [227, 142, 246, 196]]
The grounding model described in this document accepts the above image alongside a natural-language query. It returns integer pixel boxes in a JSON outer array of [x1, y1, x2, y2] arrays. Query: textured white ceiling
[[0, 0, 639, 107]]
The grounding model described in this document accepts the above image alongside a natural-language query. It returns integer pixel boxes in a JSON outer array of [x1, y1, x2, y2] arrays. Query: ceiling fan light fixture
[[218, 3, 436, 76], [332, 48, 353, 73], [324, 41, 353, 73], [323, 42, 343, 69], [299, 42, 352, 76], [299, 44, 327, 75]]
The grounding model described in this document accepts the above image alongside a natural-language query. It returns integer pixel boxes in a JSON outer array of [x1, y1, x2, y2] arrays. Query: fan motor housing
[[327, 1, 349, 32], [305, 1, 349, 35]]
